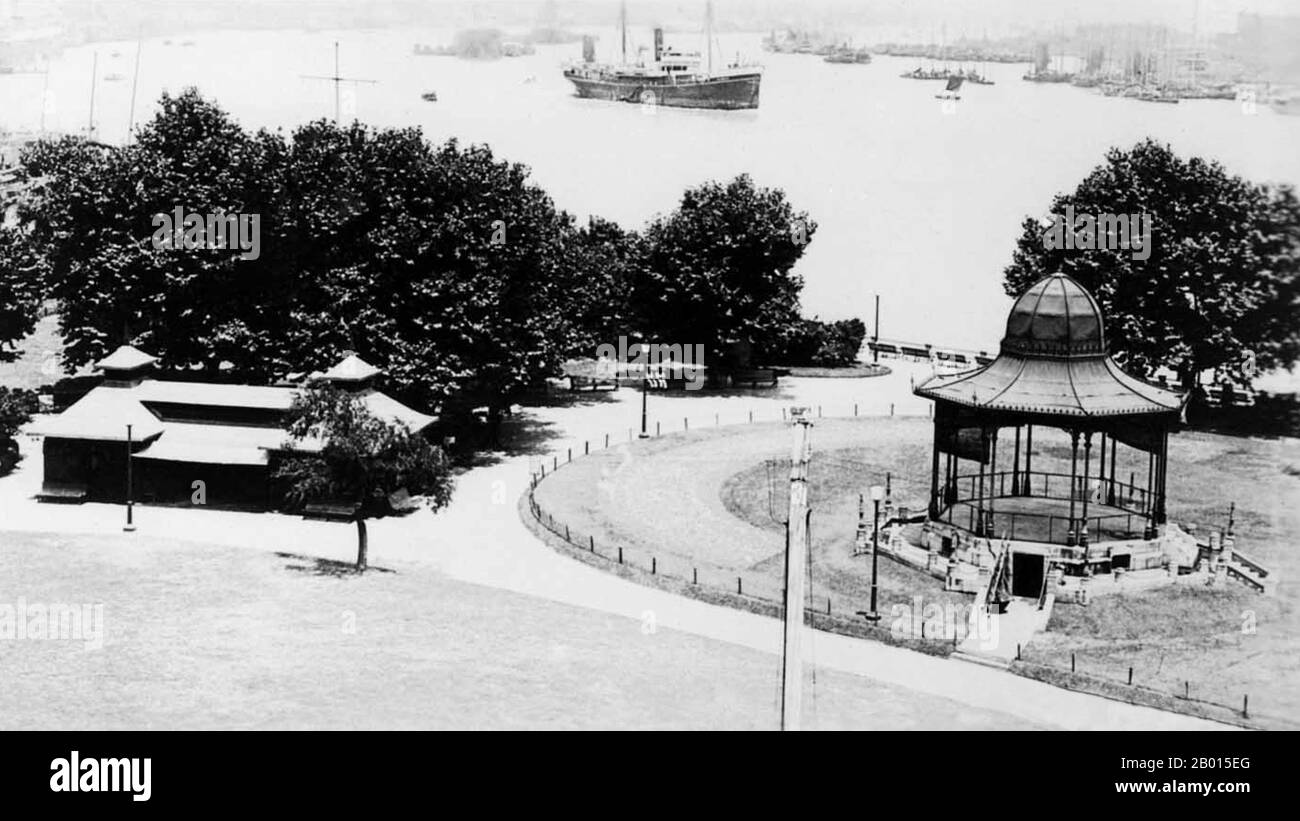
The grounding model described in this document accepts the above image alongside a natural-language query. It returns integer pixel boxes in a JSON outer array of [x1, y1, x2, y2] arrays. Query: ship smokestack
[[582, 35, 595, 63], [653, 27, 663, 62]]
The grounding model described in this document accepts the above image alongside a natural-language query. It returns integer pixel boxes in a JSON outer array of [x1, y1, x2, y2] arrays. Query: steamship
[[562, 1, 762, 111]]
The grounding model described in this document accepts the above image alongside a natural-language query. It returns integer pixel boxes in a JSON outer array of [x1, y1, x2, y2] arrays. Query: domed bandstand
[[913, 274, 1188, 596]]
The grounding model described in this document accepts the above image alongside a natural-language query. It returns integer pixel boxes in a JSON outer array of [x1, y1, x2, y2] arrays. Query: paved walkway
[[0, 366, 1228, 729]]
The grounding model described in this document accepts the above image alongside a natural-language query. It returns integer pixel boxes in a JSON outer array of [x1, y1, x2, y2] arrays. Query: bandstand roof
[[914, 274, 1185, 418]]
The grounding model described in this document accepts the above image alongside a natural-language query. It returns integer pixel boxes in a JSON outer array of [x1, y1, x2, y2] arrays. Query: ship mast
[[620, 0, 627, 64], [705, 0, 714, 75]]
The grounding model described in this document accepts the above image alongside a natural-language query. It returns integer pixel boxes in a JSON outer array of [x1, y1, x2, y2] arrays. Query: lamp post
[[123, 423, 135, 532], [638, 367, 650, 438], [865, 484, 885, 621]]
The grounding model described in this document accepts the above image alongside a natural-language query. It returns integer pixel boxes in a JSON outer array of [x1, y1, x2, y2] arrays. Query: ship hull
[[564, 71, 761, 110]]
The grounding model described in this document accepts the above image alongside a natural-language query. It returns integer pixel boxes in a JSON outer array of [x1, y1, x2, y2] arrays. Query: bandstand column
[[1108, 436, 1117, 505], [1011, 426, 1021, 496], [929, 419, 941, 519], [988, 428, 998, 536], [1155, 427, 1169, 525], [1024, 425, 1034, 497], [1067, 429, 1080, 546], [1080, 432, 1093, 546], [1098, 432, 1107, 507], [975, 426, 988, 537]]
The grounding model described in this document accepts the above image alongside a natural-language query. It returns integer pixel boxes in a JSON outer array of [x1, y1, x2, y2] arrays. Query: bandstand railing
[[937, 470, 1155, 546]]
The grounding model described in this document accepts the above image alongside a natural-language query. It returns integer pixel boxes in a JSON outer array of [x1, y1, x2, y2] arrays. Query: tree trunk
[[355, 517, 368, 572]]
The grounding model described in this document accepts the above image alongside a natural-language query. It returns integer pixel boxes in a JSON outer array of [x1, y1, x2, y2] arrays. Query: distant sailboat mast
[[619, 0, 627, 64], [705, 0, 714, 75]]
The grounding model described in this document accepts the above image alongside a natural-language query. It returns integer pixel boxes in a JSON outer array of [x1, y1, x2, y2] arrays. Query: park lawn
[[533, 417, 1300, 726], [1025, 430, 1300, 726], [0, 529, 1035, 730]]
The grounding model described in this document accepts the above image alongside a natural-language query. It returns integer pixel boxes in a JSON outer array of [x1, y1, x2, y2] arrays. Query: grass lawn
[[530, 417, 1300, 726], [0, 530, 1037, 729]]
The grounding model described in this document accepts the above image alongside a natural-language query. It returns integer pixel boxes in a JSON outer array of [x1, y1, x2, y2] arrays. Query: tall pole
[[781, 410, 813, 732], [868, 496, 881, 620], [705, 0, 714, 75], [874, 294, 881, 344], [124, 423, 135, 532], [126, 32, 143, 141], [638, 371, 649, 438], [1080, 432, 1093, 546], [301, 42, 377, 124], [619, 0, 627, 64], [87, 51, 98, 138], [1068, 430, 1080, 545]]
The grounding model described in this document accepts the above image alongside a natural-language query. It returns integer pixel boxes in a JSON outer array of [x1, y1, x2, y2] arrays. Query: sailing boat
[[935, 75, 963, 100], [562, 0, 762, 109]]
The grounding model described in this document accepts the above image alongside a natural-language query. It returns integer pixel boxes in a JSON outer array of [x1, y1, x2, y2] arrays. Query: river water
[[2, 25, 1299, 366]]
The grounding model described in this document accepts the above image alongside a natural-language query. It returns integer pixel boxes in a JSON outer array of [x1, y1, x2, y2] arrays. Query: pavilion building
[[912, 274, 1188, 596], [32, 347, 436, 509]]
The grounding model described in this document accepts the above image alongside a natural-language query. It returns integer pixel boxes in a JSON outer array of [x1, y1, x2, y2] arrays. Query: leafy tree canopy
[[1004, 138, 1300, 387]]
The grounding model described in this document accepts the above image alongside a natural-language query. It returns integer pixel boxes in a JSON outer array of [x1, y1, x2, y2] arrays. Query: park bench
[[568, 374, 618, 392], [37, 483, 89, 503], [302, 500, 361, 521], [730, 369, 778, 388]]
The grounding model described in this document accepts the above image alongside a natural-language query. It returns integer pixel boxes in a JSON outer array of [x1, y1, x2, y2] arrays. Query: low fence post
[[1243, 694, 1249, 718], [589, 535, 594, 552], [737, 577, 742, 595], [1071, 652, 1076, 673], [890, 402, 894, 416], [684, 417, 688, 431], [692, 567, 697, 585], [618, 547, 623, 564], [651, 557, 656, 574], [567, 448, 571, 463], [656, 421, 660, 436], [854, 403, 858, 416], [748, 410, 753, 423], [564, 525, 570, 542], [1128, 667, 1133, 686], [584, 441, 589, 455]]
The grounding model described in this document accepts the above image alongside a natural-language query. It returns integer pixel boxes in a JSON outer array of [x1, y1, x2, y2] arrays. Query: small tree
[[0, 387, 39, 475], [274, 387, 453, 571]]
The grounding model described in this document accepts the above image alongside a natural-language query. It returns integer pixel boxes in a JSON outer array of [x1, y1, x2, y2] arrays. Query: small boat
[[421, 91, 438, 102], [901, 66, 951, 80], [1136, 88, 1180, 104], [823, 46, 872, 64], [103, 72, 126, 82], [962, 70, 994, 85], [934, 75, 964, 100]]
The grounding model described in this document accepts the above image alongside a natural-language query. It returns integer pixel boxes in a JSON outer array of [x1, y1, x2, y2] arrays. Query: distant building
[[32, 347, 436, 509]]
